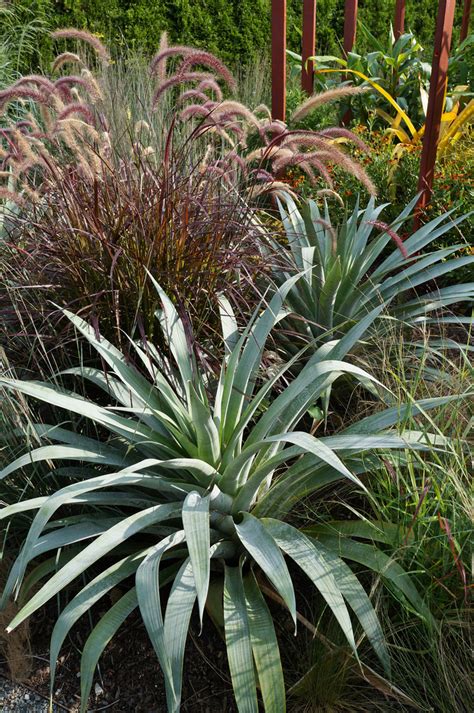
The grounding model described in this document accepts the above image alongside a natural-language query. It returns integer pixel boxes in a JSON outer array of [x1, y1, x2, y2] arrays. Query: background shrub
[[11, 0, 469, 71]]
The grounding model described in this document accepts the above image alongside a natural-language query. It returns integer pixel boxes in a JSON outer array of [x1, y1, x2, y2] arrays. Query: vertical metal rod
[[460, 0, 472, 42], [341, 0, 358, 125], [394, 0, 406, 40], [416, 0, 456, 216], [302, 0, 317, 95], [272, 0, 287, 121]]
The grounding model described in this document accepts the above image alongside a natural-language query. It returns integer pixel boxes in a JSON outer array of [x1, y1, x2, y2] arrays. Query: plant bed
[[1, 604, 237, 712]]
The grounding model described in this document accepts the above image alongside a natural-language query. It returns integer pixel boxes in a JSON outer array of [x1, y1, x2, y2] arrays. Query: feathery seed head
[[291, 85, 368, 123], [177, 51, 236, 91], [51, 52, 85, 73], [366, 220, 408, 258], [51, 29, 110, 63]]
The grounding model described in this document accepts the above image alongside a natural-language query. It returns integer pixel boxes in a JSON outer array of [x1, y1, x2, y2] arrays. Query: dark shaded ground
[[1, 605, 237, 712]]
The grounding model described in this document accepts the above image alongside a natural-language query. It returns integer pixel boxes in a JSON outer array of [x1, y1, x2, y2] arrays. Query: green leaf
[[49, 552, 146, 697], [10, 470, 188, 595], [136, 530, 187, 710], [182, 491, 210, 626], [0, 378, 178, 456], [62, 309, 175, 420], [230, 430, 364, 513], [79, 588, 138, 713], [247, 359, 383, 447], [224, 273, 303, 440], [6, 503, 181, 633], [224, 564, 259, 713], [147, 272, 195, 385], [262, 519, 357, 656], [164, 559, 197, 709], [187, 381, 220, 466], [235, 513, 296, 629], [218, 295, 240, 358], [314, 535, 433, 625], [1, 520, 116, 609], [0, 443, 129, 481], [244, 571, 286, 713]]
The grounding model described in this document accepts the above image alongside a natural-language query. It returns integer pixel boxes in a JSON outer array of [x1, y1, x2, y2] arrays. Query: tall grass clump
[[279, 324, 472, 712], [0, 29, 379, 368]]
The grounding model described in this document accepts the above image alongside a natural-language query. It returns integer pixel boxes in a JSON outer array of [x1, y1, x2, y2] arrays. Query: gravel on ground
[[0, 673, 65, 712]]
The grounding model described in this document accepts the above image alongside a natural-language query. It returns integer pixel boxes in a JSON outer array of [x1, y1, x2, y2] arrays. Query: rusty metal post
[[416, 0, 456, 216], [343, 0, 358, 59], [394, 0, 406, 40], [460, 0, 472, 42], [302, 0, 317, 95], [272, 0, 287, 121], [341, 0, 358, 125]]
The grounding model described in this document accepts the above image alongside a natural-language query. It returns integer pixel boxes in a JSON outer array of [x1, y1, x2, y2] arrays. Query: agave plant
[[268, 194, 473, 360], [0, 277, 447, 712]]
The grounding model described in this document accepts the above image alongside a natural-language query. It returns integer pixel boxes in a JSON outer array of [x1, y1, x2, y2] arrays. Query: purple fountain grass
[[149, 45, 197, 78], [1, 29, 383, 370], [10, 75, 56, 94], [51, 52, 85, 73], [0, 87, 49, 113], [197, 78, 223, 101], [176, 51, 236, 91], [318, 127, 371, 153], [0, 187, 25, 206], [51, 28, 110, 63], [152, 72, 214, 109], [365, 220, 408, 258], [291, 85, 368, 123], [55, 103, 96, 126]]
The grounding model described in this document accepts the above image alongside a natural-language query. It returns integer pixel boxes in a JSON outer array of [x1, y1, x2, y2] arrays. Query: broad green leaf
[[247, 359, 383, 447], [0, 444, 129, 481], [271, 520, 390, 673], [11, 471, 188, 593], [182, 491, 210, 626], [62, 309, 175, 420], [6, 503, 181, 633], [1, 520, 116, 609], [164, 559, 197, 709], [314, 535, 433, 624], [224, 564, 258, 713], [50, 552, 147, 696], [344, 395, 466, 433], [79, 588, 138, 713], [230, 431, 363, 512], [218, 295, 240, 358], [136, 530, 187, 710], [262, 519, 357, 655], [304, 520, 405, 546], [187, 381, 220, 466], [147, 272, 195, 385], [0, 378, 179, 456], [244, 571, 286, 713], [235, 513, 296, 628], [224, 273, 303, 440]]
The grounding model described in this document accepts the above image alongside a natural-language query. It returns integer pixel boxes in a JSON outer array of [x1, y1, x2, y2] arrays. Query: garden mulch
[[0, 606, 237, 713]]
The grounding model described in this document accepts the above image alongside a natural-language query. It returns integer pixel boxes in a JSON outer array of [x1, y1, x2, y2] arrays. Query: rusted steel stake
[[341, 0, 358, 125], [343, 0, 358, 59], [460, 0, 472, 42], [272, 0, 287, 121], [416, 0, 456, 223], [394, 0, 406, 40], [302, 0, 317, 95]]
